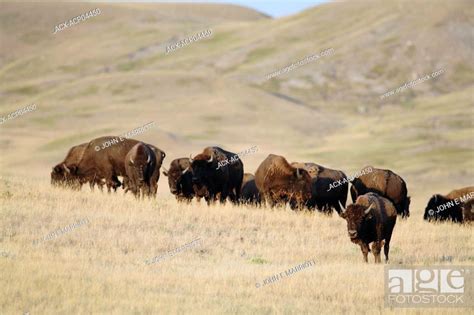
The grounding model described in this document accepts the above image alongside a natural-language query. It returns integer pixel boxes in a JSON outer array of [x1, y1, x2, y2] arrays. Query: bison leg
[[384, 238, 391, 263], [372, 241, 382, 264], [360, 243, 369, 263]]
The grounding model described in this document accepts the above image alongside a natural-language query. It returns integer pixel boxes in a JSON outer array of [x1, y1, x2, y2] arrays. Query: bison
[[339, 192, 397, 263], [240, 173, 261, 205], [350, 166, 410, 218], [51, 143, 96, 190], [423, 186, 474, 223], [124, 142, 156, 198], [292, 162, 348, 214], [190, 147, 244, 204], [68, 136, 164, 195], [163, 158, 195, 202], [255, 154, 312, 209]]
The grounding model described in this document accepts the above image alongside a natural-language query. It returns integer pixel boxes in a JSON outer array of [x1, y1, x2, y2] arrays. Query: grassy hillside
[[0, 0, 473, 314]]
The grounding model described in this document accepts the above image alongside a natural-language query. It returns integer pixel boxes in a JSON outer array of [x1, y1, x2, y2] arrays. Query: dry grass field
[[0, 0, 473, 314]]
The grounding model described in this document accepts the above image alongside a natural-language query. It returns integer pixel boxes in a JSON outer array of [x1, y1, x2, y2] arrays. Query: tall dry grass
[[1, 175, 472, 314]]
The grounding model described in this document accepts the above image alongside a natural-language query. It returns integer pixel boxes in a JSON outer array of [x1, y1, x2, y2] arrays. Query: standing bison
[[240, 173, 261, 205], [423, 186, 474, 223], [190, 147, 244, 204], [124, 142, 156, 198], [350, 166, 410, 218], [339, 192, 397, 263], [255, 154, 312, 209], [163, 158, 195, 202], [292, 162, 348, 214]]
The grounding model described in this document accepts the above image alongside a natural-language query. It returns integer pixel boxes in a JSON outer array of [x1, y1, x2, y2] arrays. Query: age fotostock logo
[[385, 266, 473, 308]]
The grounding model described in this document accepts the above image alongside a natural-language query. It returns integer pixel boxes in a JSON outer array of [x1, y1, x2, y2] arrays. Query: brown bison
[[350, 166, 410, 218], [68, 136, 164, 194], [240, 173, 261, 205], [124, 143, 156, 197], [255, 154, 312, 209], [423, 186, 474, 223], [163, 158, 195, 202], [340, 192, 397, 263], [292, 162, 348, 214], [51, 143, 96, 190], [190, 147, 244, 204]]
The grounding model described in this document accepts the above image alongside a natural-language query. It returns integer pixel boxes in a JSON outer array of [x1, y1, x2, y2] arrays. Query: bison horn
[[147, 154, 151, 163], [207, 155, 213, 163], [296, 168, 302, 179], [189, 154, 194, 163], [130, 157, 134, 165], [182, 166, 190, 175], [365, 203, 374, 215], [339, 201, 346, 213], [63, 163, 70, 174]]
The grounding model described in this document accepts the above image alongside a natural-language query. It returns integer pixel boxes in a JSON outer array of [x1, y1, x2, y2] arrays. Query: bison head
[[340, 203, 374, 239], [189, 152, 217, 196], [424, 194, 450, 221], [288, 168, 313, 208], [51, 163, 69, 186], [163, 163, 192, 196]]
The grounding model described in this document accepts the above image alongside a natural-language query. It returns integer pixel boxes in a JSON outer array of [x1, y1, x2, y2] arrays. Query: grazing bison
[[340, 192, 397, 263], [124, 143, 156, 197], [163, 158, 195, 202], [255, 154, 312, 209], [423, 186, 474, 223], [51, 143, 90, 190], [350, 166, 410, 218], [240, 173, 261, 205], [190, 147, 244, 204], [292, 162, 348, 214]]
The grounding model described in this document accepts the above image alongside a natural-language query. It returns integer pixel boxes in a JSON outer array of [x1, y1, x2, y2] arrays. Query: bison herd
[[52, 137, 473, 263]]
